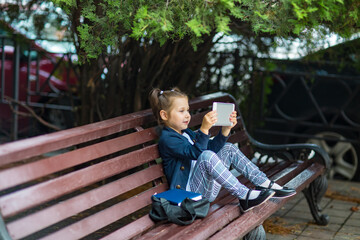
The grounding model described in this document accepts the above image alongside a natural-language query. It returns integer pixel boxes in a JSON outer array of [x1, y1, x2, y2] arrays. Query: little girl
[[149, 88, 295, 212]]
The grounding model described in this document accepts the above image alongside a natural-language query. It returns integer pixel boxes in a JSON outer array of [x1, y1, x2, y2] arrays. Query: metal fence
[[248, 69, 360, 143], [0, 35, 78, 141], [246, 64, 360, 180]]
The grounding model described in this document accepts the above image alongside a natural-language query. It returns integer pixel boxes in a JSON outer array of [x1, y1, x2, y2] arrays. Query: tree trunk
[[76, 34, 217, 124]]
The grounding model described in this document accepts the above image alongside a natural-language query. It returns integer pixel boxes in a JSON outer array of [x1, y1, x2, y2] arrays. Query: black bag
[[149, 196, 210, 225]]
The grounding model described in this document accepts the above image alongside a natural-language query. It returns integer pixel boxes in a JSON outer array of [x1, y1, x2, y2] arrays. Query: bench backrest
[[0, 92, 252, 240]]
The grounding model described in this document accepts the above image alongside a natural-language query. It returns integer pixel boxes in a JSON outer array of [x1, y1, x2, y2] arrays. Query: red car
[[0, 28, 78, 140]]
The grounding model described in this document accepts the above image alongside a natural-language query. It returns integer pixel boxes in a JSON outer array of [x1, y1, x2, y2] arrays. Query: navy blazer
[[159, 126, 229, 190]]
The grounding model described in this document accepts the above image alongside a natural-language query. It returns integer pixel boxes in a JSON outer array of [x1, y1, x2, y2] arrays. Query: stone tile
[[287, 199, 302, 206], [333, 232, 360, 240], [296, 236, 331, 240], [306, 222, 342, 233], [325, 208, 353, 218], [327, 216, 349, 224], [301, 226, 337, 239], [351, 211, 360, 219], [264, 216, 307, 236], [328, 180, 360, 199], [326, 203, 355, 211], [266, 233, 298, 240], [326, 199, 359, 210], [282, 203, 297, 211], [320, 197, 332, 208], [338, 225, 360, 235], [296, 199, 310, 207], [285, 210, 313, 220], [282, 202, 297, 210], [280, 217, 308, 226], [345, 217, 360, 227], [292, 203, 312, 213], [267, 180, 360, 240], [272, 207, 289, 217], [281, 218, 308, 234]]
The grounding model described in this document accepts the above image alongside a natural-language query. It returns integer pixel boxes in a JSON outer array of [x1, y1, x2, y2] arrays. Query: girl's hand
[[222, 111, 237, 136], [200, 110, 217, 135]]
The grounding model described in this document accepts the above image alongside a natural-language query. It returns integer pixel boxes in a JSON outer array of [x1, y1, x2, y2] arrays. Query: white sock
[[248, 190, 261, 200], [260, 179, 283, 190]]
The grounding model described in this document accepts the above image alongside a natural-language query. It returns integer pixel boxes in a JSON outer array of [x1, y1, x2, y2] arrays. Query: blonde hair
[[149, 87, 188, 125]]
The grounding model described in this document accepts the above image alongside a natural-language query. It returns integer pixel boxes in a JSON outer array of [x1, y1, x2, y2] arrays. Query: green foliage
[[2, 0, 358, 60], [215, 15, 231, 34], [186, 18, 211, 37], [53, 0, 75, 7], [47, 0, 358, 59]]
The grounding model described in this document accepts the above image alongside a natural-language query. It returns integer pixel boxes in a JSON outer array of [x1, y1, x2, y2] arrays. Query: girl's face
[[161, 96, 191, 134]]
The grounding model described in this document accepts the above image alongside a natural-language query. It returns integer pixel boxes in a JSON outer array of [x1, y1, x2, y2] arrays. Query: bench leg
[[243, 225, 266, 240], [302, 174, 330, 225]]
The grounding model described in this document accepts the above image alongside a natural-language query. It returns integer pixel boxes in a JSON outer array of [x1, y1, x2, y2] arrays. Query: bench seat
[[0, 92, 330, 240]]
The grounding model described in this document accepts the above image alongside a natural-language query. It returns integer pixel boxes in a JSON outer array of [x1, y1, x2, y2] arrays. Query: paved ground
[[264, 179, 360, 240]]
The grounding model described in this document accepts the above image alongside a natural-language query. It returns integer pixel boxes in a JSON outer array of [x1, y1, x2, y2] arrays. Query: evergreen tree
[[1, 0, 359, 125]]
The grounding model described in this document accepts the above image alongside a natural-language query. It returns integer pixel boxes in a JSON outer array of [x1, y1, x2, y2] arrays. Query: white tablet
[[212, 102, 235, 126]]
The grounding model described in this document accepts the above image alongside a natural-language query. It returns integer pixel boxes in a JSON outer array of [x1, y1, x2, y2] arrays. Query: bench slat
[[0, 92, 232, 166], [0, 128, 157, 191], [40, 184, 168, 240], [0, 110, 154, 166], [6, 164, 164, 239], [0, 144, 160, 217], [134, 191, 238, 240], [141, 197, 239, 240], [148, 162, 324, 240], [100, 215, 156, 240], [135, 161, 294, 240], [209, 162, 325, 240]]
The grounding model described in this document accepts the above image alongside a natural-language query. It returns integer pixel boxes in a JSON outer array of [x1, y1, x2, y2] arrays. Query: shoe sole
[[256, 186, 297, 199], [272, 191, 297, 198], [240, 191, 276, 213]]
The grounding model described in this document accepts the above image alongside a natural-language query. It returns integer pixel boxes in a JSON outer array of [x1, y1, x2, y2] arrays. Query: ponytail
[[149, 87, 188, 125]]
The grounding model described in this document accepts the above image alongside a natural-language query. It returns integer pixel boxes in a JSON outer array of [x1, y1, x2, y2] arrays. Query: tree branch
[[4, 96, 61, 131]]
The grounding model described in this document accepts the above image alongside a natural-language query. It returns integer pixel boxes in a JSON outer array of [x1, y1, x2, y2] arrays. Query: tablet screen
[[212, 102, 235, 126]]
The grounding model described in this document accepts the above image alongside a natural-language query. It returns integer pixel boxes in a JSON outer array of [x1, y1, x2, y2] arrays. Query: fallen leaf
[[350, 206, 359, 212]]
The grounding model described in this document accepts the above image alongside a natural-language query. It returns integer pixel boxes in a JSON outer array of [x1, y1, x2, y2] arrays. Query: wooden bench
[[0, 92, 330, 240]]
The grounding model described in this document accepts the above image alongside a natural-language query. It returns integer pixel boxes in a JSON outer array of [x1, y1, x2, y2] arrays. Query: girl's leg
[[188, 150, 249, 202], [217, 143, 268, 186]]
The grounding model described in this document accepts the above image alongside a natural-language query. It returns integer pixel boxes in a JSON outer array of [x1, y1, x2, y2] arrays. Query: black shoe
[[256, 180, 296, 198], [239, 189, 275, 213]]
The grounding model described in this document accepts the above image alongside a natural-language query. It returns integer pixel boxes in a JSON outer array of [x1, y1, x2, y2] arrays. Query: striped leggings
[[188, 143, 268, 202]]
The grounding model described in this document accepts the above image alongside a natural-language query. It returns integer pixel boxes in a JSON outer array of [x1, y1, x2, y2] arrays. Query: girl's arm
[[199, 110, 217, 135], [159, 130, 209, 160]]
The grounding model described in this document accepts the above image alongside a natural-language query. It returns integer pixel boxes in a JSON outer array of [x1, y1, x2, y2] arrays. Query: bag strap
[[160, 198, 196, 225]]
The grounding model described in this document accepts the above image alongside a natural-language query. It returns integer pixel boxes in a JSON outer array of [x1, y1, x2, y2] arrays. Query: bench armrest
[[248, 135, 331, 171]]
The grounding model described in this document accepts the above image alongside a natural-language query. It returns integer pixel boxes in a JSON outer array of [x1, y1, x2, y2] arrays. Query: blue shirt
[[159, 126, 229, 190]]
